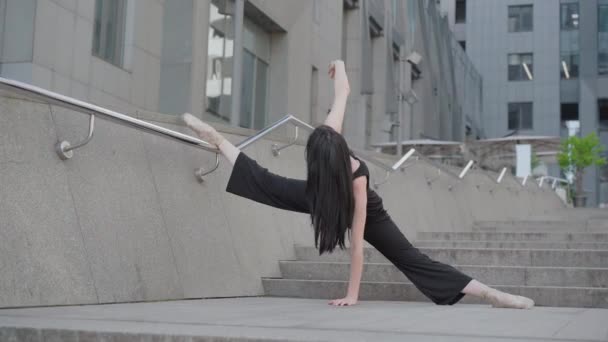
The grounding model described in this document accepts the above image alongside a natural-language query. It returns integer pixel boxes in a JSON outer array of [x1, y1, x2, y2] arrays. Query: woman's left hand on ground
[[328, 296, 358, 306]]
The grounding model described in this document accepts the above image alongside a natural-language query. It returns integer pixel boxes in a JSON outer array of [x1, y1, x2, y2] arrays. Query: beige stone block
[[71, 17, 93, 84], [76, 0, 95, 21], [31, 64, 53, 90], [51, 72, 71, 96], [33, 0, 59, 70], [144, 55, 161, 111]]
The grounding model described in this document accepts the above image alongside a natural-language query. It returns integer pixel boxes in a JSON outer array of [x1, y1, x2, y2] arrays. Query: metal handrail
[[0, 77, 413, 184], [0, 77, 218, 152], [537, 176, 570, 189]]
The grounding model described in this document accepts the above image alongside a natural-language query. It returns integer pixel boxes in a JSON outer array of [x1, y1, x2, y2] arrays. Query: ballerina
[[182, 60, 534, 309]]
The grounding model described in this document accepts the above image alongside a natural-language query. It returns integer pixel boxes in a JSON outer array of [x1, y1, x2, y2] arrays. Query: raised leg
[[182, 113, 240, 165]]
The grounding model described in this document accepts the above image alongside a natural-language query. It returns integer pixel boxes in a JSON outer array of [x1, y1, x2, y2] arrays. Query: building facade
[[0, 0, 482, 152], [440, 0, 608, 207]]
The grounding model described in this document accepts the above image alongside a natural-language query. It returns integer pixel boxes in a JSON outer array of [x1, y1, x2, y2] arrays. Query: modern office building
[[439, 0, 608, 207], [0, 0, 481, 152]]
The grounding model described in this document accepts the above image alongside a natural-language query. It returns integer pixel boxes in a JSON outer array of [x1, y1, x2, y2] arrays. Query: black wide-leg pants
[[226, 152, 473, 305]]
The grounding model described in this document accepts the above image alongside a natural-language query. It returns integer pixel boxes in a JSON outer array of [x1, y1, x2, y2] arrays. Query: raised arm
[[324, 60, 350, 134], [329, 175, 367, 306]]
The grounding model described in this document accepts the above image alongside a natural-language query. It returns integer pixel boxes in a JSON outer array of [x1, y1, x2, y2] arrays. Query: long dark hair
[[305, 125, 354, 255]]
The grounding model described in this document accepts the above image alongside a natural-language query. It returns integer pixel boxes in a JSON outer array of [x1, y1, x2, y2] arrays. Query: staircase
[[263, 215, 608, 308]]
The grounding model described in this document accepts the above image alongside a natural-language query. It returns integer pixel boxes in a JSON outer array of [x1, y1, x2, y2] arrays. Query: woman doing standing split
[[182, 60, 534, 309]]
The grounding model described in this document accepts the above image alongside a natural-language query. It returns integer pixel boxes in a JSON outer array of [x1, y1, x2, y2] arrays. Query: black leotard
[[350, 153, 390, 223]]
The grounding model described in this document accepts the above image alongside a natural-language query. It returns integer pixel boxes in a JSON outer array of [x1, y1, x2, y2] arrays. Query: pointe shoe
[[181, 113, 225, 147], [482, 288, 534, 309]]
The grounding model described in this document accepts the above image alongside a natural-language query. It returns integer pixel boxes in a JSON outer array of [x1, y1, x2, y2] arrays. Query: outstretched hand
[[328, 296, 358, 306]]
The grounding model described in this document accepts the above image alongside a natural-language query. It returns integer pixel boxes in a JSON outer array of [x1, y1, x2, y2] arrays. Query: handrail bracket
[[56, 114, 95, 160], [271, 126, 299, 157], [195, 153, 220, 183]]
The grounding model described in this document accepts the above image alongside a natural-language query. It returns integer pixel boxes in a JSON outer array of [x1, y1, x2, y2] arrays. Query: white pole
[[459, 160, 474, 179], [393, 148, 416, 170], [497, 167, 507, 183]]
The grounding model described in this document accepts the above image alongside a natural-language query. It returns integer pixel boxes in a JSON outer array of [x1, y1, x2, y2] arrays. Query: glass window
[[561, 3, 579, 30], [600, 99, 608, 128], [239, 49, 268, 130], [561, 103, 579, 121], [599, 5, 608, 75], [600, 53, 608, 75], [253, 59, 268, 129], [508, 102, 533, 130], [458, 40, 466, 51], [561, 53, 579, 79], [600, 5, 608, 32], [206, 2, 234, 122], [508, 5, 533, 32], [455, 0, 466, 24], [508, 53, 533, 81], [239, 50, 255, 129], [93, 0, 127, 67]]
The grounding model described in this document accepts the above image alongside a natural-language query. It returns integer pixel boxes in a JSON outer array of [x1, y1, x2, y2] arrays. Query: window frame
[[239, 47, 269, 130], [560, 53, 579, 79], [508, 102, 533, 131], [560, 2, 580, 31], [508, 4, 533, 33], [599, 4, 608, 75], [92, 0, 127, 68], [508, 52, 534, 81], [455, 0, 466, 24]]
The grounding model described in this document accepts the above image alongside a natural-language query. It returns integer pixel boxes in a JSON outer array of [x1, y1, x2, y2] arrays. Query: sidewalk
[[1, 297, 607, 341]]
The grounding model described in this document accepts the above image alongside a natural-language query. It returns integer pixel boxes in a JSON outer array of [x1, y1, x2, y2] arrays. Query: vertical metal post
[[397, 46, 405, 156], [230, 0, 245, 126], [497, 167, 507, 183], [459, 160, 474, 179]]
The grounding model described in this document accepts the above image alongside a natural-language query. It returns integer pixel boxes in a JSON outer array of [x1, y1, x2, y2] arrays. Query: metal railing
[[538, 176, 570, 189], [0, 77, 565, 194], [0, 77, 415, 185]]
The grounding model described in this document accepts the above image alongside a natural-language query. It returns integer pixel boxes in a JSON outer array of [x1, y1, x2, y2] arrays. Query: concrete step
[[473, 221, 608, 232], [279, 261, 608, 288], [294, 245, 608, 267], [416, 231, 608, 242], [412, 240, 608, 250], [262, 278, 608, 308]]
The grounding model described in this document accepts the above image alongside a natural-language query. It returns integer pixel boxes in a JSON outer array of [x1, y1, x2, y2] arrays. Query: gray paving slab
[[0, 298, 606, 341]]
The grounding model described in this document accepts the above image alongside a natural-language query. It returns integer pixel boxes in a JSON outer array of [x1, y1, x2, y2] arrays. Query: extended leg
[[462, 279, 534, 309], [364, 219, 534, 308], [364, 219, 472, 305], [182, 113, 240, 165]]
